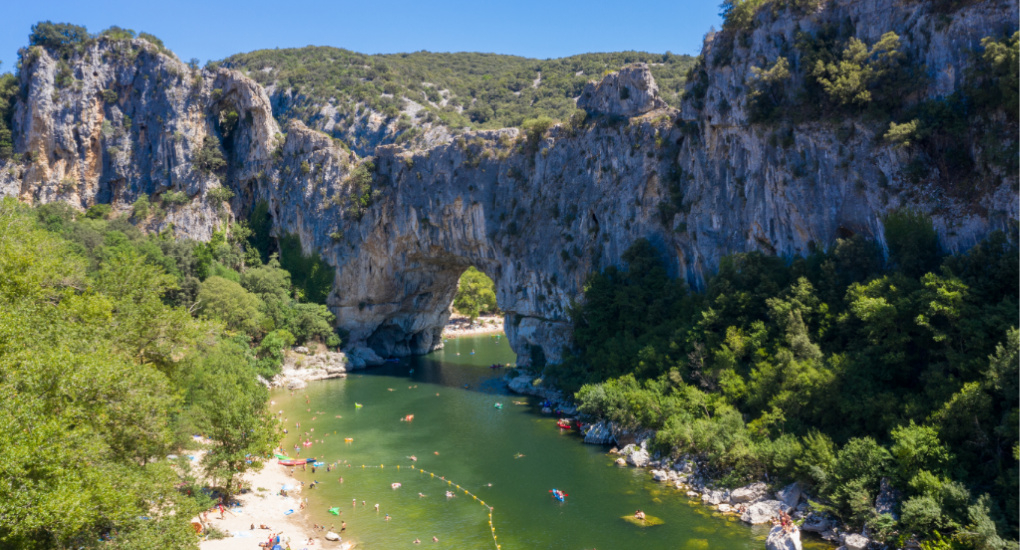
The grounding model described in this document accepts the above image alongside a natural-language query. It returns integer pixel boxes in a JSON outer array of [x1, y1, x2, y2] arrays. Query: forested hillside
[[0, 197, 340, 548], [220, 47, 695, 151], [557, 213, 1018, 548]]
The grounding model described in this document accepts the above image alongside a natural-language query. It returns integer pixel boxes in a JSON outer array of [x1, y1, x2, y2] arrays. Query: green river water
[[273, 334, 828, 550]]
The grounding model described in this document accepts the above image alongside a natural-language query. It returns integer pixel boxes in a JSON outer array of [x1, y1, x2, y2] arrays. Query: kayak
[[313, 461, 325, 467], [556, 419, 573, 430], [549, 489, 567, 502], [279, 459, 305, 466]]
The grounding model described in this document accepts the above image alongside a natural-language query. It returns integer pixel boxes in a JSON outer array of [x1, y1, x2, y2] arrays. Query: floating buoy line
[[349, 463, 502, 549]]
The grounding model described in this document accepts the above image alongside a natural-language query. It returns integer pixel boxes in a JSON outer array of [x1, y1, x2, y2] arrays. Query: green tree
[[197, 276, 265, 336], [453, 266, 497, 321], [185, 340, 279, 494]]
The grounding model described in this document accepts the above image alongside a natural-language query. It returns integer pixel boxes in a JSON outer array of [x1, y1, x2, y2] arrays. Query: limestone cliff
[[1, 0, 1016, 365]]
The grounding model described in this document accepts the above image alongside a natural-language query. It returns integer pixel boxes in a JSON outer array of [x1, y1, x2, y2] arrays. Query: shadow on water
[[362, 333, 518, 395]]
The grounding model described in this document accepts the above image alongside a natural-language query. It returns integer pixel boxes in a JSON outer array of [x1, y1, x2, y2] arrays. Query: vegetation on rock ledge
[[556, 218, 1018, 548]]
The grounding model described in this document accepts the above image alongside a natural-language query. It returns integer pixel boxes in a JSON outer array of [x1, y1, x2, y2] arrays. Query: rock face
[[766, 525, 803, 550], [741, 500, 786, 524], [583, 420, 616, 445], [577, 63, 666, 117], [2, 0, 1016, 364], [841, 533, 870, 550], [776, 482, 803, 510], [731, 482, 768, 503], [272, 348, 351, 389], [874, 477, 901, 519]]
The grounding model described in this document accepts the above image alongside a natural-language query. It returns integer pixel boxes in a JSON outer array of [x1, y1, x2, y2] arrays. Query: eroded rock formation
[[1, 0, 1016, 365]]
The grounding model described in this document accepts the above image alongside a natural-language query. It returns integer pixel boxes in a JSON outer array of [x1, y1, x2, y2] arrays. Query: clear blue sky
[[1, 0, 722, 74]]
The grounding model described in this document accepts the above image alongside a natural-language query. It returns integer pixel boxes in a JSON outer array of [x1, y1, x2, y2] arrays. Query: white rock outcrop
[[766, 525, 803, 550], [741, 500, 786, 524], [730, 482, 768, 504]]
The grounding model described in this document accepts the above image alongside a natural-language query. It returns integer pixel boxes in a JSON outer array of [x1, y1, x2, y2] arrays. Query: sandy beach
[[197, 458, 351, 550], [441, 314, 504, 338]]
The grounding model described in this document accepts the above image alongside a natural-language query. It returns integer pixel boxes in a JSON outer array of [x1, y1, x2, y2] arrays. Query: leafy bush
[[161, 190, 190, 206], [521, 116, 554, 148], [747, 57, 792, 123], [132, 194, 150, 220], [85, 203, 112, 219], [207, 186, 235, 204], [194, 135, 227, 176]]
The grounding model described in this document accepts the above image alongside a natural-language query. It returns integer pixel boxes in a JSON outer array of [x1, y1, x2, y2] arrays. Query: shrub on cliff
[[194, 135, 228, 176], [28, 21, 90, 58]]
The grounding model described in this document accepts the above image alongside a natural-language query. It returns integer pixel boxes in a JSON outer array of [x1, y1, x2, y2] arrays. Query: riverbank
[[442, 314, 504, 337], [197, 457, 353, 550], [504, 370, 846, 550]]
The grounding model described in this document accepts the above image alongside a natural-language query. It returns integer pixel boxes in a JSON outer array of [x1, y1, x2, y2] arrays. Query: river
[[272, 334, 827, 549]]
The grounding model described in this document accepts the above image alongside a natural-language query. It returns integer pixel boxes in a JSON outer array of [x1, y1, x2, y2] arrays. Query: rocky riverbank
[[271, 346, 363, 389], [504, 371, 889, 550]]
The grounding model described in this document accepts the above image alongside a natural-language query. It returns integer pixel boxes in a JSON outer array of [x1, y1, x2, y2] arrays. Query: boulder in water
[[325, 531, 341, 541], [766, 525, 803, 550]]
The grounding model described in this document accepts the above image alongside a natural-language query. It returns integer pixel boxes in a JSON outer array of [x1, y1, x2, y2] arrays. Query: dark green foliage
[[194, 135, 227, 176], [221, 47, 695, 134], [566, 223, 1018, 543], [98, 25, 135, 41], [85, 203, 112, 219], [277, 233, 333, 304], [28, 21, 90, 58], [247, 200, 275, 264], [883, 209, 939, 278], [0, 74, 19, 160]]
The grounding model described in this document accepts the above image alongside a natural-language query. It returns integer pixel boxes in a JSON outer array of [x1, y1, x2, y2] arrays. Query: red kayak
[[279, 459, 306, 466], [557, 419, 576, 430]]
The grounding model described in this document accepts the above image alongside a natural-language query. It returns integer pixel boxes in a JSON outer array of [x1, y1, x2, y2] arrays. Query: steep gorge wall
[[1, 0, 1016, 366]]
